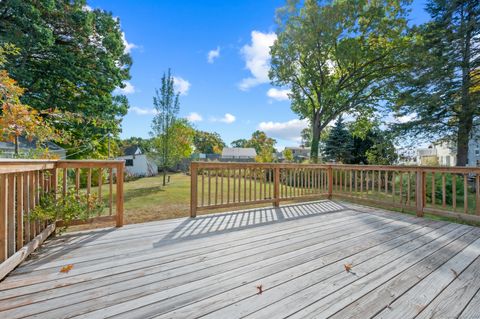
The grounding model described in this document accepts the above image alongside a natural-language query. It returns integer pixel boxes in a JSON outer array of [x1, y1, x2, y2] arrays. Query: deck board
[[0, 200, 479, 319]]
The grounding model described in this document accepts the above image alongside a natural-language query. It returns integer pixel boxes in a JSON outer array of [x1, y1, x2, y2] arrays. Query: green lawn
[[122, 173, 191, 224]]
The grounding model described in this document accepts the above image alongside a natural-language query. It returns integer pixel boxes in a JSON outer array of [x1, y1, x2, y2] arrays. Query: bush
[[30, 187, 104, 232]]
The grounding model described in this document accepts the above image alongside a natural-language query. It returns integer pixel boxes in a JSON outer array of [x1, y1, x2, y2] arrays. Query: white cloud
[[129, 107, 157, 116], [207, 47, 220, 63], [267, 88, 290, 101], [186, 112, 203, 122], [258, 119, 309, 142], [239, 31, 277, 91], [211, 113, 236, 124], [83, 5, 93, 11], [173, 76, 191, 96], [121, 32, 138, 54], [114, 81, 135, 95]]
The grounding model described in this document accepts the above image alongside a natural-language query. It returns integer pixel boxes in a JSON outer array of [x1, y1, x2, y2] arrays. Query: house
[[285, 146, 311, 160], [0, 136, 66, 159], [221, 148, 256, 161], [417, 142, 457, 166], [116, 145, 158, 177]]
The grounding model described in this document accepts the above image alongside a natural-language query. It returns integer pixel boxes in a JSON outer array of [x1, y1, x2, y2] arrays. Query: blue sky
[[89, 0, 430, 149]]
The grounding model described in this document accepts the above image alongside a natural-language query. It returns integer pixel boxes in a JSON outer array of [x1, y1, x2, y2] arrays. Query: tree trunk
[[162, 168, 167, 186], [456, 1, 474, 167], [456, 116, 472, 166], [14, 135, 19, 157], [310, 121, 320, 163]]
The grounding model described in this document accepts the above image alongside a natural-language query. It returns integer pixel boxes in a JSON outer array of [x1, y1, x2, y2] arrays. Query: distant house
[[417, 142, 456, 166], [285, 146, 311, 160], [221, 148, 256, 160], [0, 137, 66, 159], [116, 145, 158, 177]]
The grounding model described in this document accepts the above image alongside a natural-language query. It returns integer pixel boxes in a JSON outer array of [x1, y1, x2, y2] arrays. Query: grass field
[[122, 173, 191, 224]]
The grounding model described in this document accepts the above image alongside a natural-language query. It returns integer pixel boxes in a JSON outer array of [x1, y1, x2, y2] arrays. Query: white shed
[[117, 145, 158, 177]]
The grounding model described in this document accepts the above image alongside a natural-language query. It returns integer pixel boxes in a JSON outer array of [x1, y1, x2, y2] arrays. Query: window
[[125, 159, 134, 166]]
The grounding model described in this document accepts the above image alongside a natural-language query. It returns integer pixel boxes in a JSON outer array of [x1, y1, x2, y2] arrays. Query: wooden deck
[[1, 200, 480, 319]]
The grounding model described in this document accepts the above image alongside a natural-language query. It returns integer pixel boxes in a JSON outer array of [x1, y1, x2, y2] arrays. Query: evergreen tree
[[391, 0, 479, 166], [323, 117, 352, 163]]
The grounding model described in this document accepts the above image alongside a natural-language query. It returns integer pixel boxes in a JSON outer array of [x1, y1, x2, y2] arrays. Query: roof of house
[[0, 136, 65, 152], [222, 147, 257, 157], [122, 145, 142, 156]]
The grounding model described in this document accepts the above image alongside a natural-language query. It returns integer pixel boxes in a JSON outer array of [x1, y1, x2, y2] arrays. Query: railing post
[[190, 162, 198, 218], [416, 168, 425, 217], [116, 162, 124, 227], [328, 165, 333, 199], [273, 166, 280, 207]]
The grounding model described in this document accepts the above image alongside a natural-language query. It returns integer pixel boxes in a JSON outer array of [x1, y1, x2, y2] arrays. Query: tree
[[247, 130, 277, 155], [121, 137, 153, 154], [300, 127, 311, 147], [151, 69, 180, 186], [193, 131, 226, 154], [270, 0, 411, 162], [0, 44, 64, 157], [231, 139, 248, 148], [365, 132, 398, 165], [390, 0, 480, 166], [283, 148, 294, 162], [151, 119, 194, 173], [323, 116, 352, 163], [0, 0, 131, 157]]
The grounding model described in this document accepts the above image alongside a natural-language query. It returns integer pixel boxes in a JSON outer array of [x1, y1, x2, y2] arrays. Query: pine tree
[[323, 117, 353, 163], [392, 0, 479, 166]]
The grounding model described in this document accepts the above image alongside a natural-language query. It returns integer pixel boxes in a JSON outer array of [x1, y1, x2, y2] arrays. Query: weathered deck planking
[[0, 200, 479, 319]]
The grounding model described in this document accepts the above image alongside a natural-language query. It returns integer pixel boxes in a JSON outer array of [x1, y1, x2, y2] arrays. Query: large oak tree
[[270, 0, 411, 162]]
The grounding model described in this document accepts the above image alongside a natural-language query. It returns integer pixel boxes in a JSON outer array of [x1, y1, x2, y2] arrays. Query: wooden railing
[[190, 162, 480, 224], [0, 159, 124, 280]]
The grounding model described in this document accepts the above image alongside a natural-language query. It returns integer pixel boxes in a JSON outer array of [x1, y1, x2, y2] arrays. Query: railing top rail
[[0, 159, 124, 173]]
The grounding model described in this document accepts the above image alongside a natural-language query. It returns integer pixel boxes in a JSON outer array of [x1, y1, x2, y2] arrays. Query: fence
[[190, 162, 480, 224], [0, 159, 124, 279]]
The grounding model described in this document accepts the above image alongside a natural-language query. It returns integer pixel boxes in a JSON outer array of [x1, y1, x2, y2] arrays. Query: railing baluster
[[207, 169, 211, 206], [7, 174, 15, 256], [227, 169, 230, 204], [452, 174, 457, 211], [431, 172, 435, 208], [23, 172, 29, 243], [442, 173, 446, 208], [0, 174, 7, 262], [109, 168, 113, 215], [464, 174, 468, 214], [16, 173, 23, 250], [215, 169, 218, 206]]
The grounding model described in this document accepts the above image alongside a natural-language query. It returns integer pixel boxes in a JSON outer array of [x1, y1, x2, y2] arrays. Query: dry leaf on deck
[[60, 264, 74, 273], [256, 284, 263, 295], [344, 263, 353, 272]]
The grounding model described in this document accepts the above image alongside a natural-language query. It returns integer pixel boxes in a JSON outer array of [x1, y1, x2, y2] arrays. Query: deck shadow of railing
[[154, 200, 346, 246]]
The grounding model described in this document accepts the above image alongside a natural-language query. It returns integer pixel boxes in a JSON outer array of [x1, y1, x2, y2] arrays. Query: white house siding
[[117, 154, 158, 177]]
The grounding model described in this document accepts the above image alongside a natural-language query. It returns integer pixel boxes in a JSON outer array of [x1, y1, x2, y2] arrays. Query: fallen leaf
[[256, 284, 263, 295], [344, 263, 353, 272], [450, 268, 459, 278], [60, 264, 74, 273]]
